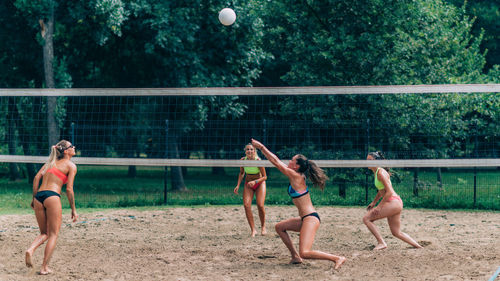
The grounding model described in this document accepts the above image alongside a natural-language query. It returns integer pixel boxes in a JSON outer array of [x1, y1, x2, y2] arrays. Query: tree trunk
[[168, 130, 187, 191], [338, 181, 346, 198], [41, 1, 59, 146], [7, 97, 20, 180], [436, 167, 442, 189], [12, 97, 36, 183], [128, 166, 137, 178], [413, 168, 419, 196]]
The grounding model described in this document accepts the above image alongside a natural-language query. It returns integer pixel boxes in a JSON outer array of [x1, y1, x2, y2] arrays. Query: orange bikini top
[[46, 167, 68, 184]]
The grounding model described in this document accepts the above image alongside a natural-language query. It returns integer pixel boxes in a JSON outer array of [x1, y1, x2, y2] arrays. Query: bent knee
[[275, 223, 285, 233], [299, 250, 312, 259], [362, 216, 372, 224], [391, 230, 403, 237]]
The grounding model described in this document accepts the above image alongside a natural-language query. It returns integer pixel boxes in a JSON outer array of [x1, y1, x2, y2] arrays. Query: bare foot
[[39, 268, 52, 275], [374, 243, 387, 250], [290, 257, 303, 264], [25, 250, 33, 268], [261, 227, 267, 236], [334, 256, 346, 270], [251, 230, 257, 237]]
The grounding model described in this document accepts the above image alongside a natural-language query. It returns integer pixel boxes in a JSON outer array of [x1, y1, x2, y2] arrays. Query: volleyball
[[218, 8, 236, 26]]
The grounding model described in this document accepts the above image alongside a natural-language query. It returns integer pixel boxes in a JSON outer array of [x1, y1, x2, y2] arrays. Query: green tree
[[446, 0, 499, 70], [53, 0, 269, 190], [258, 0, 494, 196]]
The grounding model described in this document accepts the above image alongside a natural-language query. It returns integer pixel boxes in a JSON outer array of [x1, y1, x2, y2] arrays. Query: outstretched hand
[[251, 139, 263, 150]]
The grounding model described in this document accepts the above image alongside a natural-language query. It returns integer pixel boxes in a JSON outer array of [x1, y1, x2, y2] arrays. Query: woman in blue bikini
[[25, 140, 78, 275], [251, 139, 346, 269]]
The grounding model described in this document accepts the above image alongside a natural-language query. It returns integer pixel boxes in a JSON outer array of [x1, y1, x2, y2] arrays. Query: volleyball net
[[0, 85, 499, 209]]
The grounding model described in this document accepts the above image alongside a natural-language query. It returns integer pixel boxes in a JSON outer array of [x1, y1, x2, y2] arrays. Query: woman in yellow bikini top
[[363, 151, 422, 250], [233, 143, 268, 237]]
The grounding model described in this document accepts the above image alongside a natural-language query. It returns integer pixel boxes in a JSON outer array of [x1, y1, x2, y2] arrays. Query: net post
[[70, 122, 75, 144], [164, 166, 168, 205]]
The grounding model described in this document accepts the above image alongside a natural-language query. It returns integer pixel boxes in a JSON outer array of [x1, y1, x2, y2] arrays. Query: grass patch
[[0, 166, 498, 213]]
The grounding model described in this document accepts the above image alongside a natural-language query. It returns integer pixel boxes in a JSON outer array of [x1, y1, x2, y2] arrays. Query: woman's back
[[39, 159, 71, 193]]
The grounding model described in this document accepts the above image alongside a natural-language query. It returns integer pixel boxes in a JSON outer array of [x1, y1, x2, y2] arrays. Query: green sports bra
[[374, 168, 385, 190], [243, 156, 261, 174]]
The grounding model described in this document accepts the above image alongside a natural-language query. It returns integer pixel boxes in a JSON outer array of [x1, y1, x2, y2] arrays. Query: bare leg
[[363, 208, 386, 250], [363, 200, 402, 250], [26, 199, 49, 267], [387, 213, 422, 248], [298, 217, 346, 270], [40, 196, 62, 275], [255, 182, 267, 235], [243, 185, 257, 237], [275, 217, 303, 263]]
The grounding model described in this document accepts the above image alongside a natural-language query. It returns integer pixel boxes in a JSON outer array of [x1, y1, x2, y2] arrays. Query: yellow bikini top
[[374, 168, 385, 190], [243, 156, 261, 174]]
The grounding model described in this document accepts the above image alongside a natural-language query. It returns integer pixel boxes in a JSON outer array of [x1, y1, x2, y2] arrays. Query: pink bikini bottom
[[388, 195, 403, 207]]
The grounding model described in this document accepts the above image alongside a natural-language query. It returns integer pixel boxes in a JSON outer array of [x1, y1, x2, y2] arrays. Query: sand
[[0, 206, 499, 281]]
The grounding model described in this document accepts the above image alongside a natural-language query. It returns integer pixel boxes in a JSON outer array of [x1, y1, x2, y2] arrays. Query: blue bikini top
[[288, 183, 309, 199]]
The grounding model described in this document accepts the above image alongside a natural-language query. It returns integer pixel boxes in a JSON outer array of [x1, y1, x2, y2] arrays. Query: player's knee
[[391, 229, 402, 237], [275, 223, 284, 233], [362, 215, 371, 224], [299, 249, 311, 259], [47, 229, 59, 237], [243, 201, 252, 208], [256, 203, 265, 210]]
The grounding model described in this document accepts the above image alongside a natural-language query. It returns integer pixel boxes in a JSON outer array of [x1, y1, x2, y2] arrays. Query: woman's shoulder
[[59, 159, 77, 170], [288, 169, 304, 181], [376, 167, 390, 179]]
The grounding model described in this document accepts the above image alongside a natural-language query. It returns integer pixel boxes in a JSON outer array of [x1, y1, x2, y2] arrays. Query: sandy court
[[0, 206, 499, 281]]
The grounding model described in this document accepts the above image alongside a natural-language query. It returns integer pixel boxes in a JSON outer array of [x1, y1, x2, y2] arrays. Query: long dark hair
[[295, 154, 328, 190], [368, 151, 391, 175]]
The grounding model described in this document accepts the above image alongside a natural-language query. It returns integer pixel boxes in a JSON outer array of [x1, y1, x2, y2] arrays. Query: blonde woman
[[251, 139, 345, 269], [363, 151, 422, 250], [234, 143, 268, 237], [25, 140, 78, 275]]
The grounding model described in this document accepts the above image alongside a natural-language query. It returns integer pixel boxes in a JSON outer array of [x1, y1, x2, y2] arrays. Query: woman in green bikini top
[[363, 151, 422, 250], [234, 143, 268, 237]]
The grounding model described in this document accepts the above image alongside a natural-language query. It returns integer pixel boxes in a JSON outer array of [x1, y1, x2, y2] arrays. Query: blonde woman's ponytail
[[43, 146, 58, 173], [43, 140, 70, 172]]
